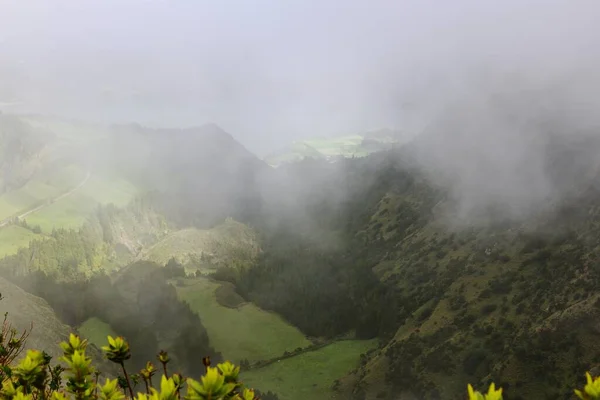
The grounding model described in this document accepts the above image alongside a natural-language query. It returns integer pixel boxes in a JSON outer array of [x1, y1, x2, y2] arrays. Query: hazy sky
[[0, 0, 599, 155]]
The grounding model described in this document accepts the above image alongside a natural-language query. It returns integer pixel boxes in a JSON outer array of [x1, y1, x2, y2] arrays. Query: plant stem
[[119, 362, 135, 399], [94, 372, 100, 398], [161, 362, 168, 378]]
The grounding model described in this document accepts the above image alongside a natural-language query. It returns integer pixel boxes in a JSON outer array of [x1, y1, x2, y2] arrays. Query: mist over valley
[[2, 1, 600, 399]]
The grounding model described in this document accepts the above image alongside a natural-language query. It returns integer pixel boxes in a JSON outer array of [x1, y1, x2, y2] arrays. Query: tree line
[[1, 259, 220, 376]]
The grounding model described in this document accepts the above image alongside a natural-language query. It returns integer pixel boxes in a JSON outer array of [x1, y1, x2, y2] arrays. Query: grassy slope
[[26, 174, 138, 233], [25, 192, 97, 232], [78, 175, 138, 207], [141, 228, 218, 266], [0, 170, 139, 263], [78, 317, 118, 349], [242, 340, 377, 400], [0, 180, 61, 220], [0, 163, 92, 221], [0, 163, 96, 255], [0, 115, 139, 248], [176, 277, 311, 363], [0, 226, 42, 258], [140, 219, 259, 268]]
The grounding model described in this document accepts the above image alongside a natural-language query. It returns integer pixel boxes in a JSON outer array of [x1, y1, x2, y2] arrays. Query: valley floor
[[177, 276, 376, 400], [175, 276, 311, 363], [76, 276, 375, 400], [242, 339, 376, 400]]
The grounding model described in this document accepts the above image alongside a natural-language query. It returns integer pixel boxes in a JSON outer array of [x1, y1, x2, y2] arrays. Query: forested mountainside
[[239, 136, 600, 399]]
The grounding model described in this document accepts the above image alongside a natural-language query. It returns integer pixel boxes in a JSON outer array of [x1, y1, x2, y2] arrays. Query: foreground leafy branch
[[0, 327, 259, 400], [573, 373, 600, 399], [468, 375, 600, 400], [0, 302, 599, 399]]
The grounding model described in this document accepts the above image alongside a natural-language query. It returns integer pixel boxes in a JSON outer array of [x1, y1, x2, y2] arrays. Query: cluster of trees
[[0, 224, 105, 279], [8, 218, 43, 234], [228, 155, 439, 340], [0, 200, 167, 281], [3, 260, 220, 376], [234, 230, 398, 339], [229, 152, 600, 398]]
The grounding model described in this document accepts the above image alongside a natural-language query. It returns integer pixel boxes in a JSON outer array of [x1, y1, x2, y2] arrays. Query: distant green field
[[176, 277, 311, 362], [26, 192, 98, 233], [0, 180, 61, 220], [265, 134, 378, 166], [26, 174, 138, 233], [303, 135, 364, 156], [0, 163, 90, 222], [0, 226, 42, 258], [242, 339, 377, 400], [78, 317, 118, 349]]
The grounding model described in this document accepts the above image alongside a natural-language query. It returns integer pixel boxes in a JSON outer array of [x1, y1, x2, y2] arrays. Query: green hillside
[[140, 218, 259, 269], [0, 173, 140, 270], [341, 203, 600, 399], [0, 180, 61, 220], [78, 174, 138, 207], [25, 192, 97, 232], [0, 225, 42, 258], [317, 155, 600, 399], [223, 143, 600, 399], [24, 177, 137, 233], [176, 276, 311, 362], [0, 114, 142, 255]]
